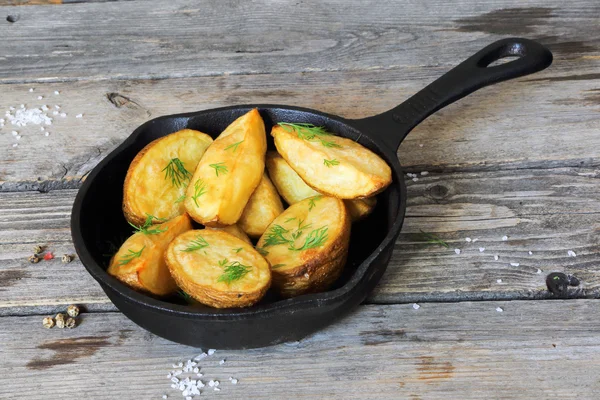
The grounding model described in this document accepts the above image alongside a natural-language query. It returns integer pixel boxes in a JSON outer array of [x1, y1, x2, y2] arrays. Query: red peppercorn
[[43, 252, 54, 260]]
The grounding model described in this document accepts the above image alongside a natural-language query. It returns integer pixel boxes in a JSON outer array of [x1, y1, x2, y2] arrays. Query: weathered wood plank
[[1, 300, 599, 399], [0, 0, 597, 81], [1, 67, 599, 189], [1, 168, 599, 312]]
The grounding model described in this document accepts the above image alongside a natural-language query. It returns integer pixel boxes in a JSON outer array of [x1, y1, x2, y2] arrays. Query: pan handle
[[351, 38, 552, 151]]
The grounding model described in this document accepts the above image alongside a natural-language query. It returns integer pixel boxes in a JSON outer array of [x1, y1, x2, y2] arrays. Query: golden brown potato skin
[[271, 125, 392, 199], [205, 224, 252, 244], [266, 151, 376, 221], [238, 173, 284, 238], [107, 214, 193, 296], [256, 196, 351, 298], [184, 109, 267, 226], [123, 129, 213, 226], [165, 229, 271, 308]]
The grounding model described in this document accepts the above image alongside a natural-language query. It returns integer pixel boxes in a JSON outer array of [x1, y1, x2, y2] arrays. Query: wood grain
[[1, 300, 598, 399], [0, 0, 597, 82], [1, 167, 598, 312], [1, 67, 599, 189]]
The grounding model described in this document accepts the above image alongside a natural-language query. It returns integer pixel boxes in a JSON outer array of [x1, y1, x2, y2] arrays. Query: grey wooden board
[[1, 167, 599, 312], [1, 67, 599, 189], [0, 0, 598, 82], [1, 300, 599, 399]]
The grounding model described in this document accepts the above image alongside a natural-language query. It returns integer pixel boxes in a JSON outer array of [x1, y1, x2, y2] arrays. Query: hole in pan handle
[[351, 37, 553, 151]]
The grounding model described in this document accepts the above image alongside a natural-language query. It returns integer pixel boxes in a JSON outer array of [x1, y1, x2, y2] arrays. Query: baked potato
[[271, 123, 392, 199], [266, 151, 377, 221], [165, 229, 271, 308], [184, 109, 267, 226], [107, 214, 192, 296], [123, 129, 213, 226], [205, 224, 252, 245], [238, 173, 284, 238], [256, 195, 351, 298]]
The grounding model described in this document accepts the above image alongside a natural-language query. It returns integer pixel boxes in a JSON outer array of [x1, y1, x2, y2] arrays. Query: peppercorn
[[42, 317, 54, 329], [65, 317, 76, 329], [28, 255, 40, 263], [61, 254, 74, 263], [33, 245, 44, 255], [55, 313, 66, 329], [66, 305, 80, 318]]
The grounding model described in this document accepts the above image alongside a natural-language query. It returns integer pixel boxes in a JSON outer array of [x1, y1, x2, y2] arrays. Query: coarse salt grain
[[454, 249, 461, 255], [12, 143, 17, 147], [214, 388, 221, 392], [52, 111, 59, 116], [537, 269, 542, 274], [412, 303, 420, 310], [193, 367, 199, 373], [494, 255, 499, 261], [11, 131, 17, 136], [231, 378, 238, 384], [55, 105, 60, 109], [502, 236, 508, 241], [41, 105, 49, 111], [497, 279, 502, 283], [529, 251, 533, 255], [510, 263, 520, 267], [29, 88, 34, 92], [7, 106, 53, 127], [214, 381, 220, 387], [54, 91, 60, 95], [45, 132, 49, 136], [472, 238, 479, 243], [421, 171, 429, 176], [60, 113, 67, 117], [479, 247, 485, 252], [208, 380, 215, 387], [162, 395, 167, 399], [194, 352, 207, 360], [568, 250, 576, 257], [465, 238, 472, 242], [76, 113, 83, 118], [186, 396, 192, 400], [37, 96, 43, 100], [496, 307, 503, 312], [419, 144, 423, 147], [219, 359, 225, 365], [412, 177, 419, 182], [208, 349, 216, 355]]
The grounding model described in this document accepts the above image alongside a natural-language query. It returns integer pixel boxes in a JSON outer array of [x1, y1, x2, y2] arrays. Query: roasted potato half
[[165, 229, 271, 308], [266, 151, 377, 221], [184, 109, 267, 226], [205, 224, 252, 245], [238, 173, 284, 238], [271, 124, 392, 199], [107, 214, 193, 296], [256, 195, 351, 298], [123, 129, 213, 226]]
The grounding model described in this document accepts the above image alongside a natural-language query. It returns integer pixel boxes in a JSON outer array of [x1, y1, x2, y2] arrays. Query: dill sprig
[[418, 230, 450, 248], [118, 245, 145, 266], [308, 195, 322, 211], [128, 214, 167, 235], [162, 158, 192, 188], [294, 226, 328, 251], [278, 122, 343, 149], [177, 289, 192, 301], [233, 247, 244, 253], [257, 247, 269, 256], [182, 235, 209, 252], [323, 158, 340, 168], [191, 179, 207, 207], [224, 140, 244, 152], [217, 260, 252, 284], [271, 264, 286, 269], [285, 217, 297, 223], [209, 162, 228, 177], [263, 224, 291, 247], [174, 194, 186, 204]]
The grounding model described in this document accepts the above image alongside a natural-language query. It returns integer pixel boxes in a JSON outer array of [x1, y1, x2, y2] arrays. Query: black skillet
[[71, 38, 552, 349]]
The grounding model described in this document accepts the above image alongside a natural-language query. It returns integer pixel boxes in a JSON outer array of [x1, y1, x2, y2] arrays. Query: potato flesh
[[184, 109, 267, 226], [123, 129, 213, 225], [205, 224, 252, 244], [107, 214, 192, 296], [272, 125, 392, 199], [238, 173, 284, 238], [266, 151, 376, 221], [165, 230, 271, 307]]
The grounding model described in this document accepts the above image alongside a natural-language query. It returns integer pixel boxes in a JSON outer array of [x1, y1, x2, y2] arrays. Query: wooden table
[[1, 1, 599, 398]]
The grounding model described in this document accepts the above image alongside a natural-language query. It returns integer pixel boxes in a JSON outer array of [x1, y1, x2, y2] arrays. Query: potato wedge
[[184, 109, 267, 226], [256, 196, 350, 298], [123, 129, 213, 226], [107, 214, 192, 296], [165, 229, 271, 308], [271, 124, 392, 199], [238, 173, 284, 238], [205, 224, 252, 245], [266, 151, 377, 221]]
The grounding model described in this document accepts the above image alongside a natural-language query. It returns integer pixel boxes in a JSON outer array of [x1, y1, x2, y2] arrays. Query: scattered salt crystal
[[496, 307, 503, 312], [419, 144, 423, 147], [9, 106, 15, 110], [537, 269, 542, 274], [54, 91, 60, 95], [7, 106, 53, 127], [41, 105, 49, 111], [412, 303, 420, 310], [197, 380, 205, 387], [197, 373, 203, 377], [167, 373, 172, 378], [52, 111, 58, 116], [37, 96, 43, 100], [219, 359, 225, 365], [497, 279, 502, 283], [465, 238, 472, 242], [412, 177, 419, 182], [510, 263, 520, 267], [568, 250, 576, 257], [20, 104, 24, 108], [173, 370, 182, 376], [494, 255, 499, 261], [29, 88, 34, 92], [208, 349, 216, 355], [186, 396, 192, 400], [502, 236, 508, 241], [162, 395, 167, 399], [193, 367, 199, 373], [60, 112, 67, 117], [55, 105, 60, 109], [76, 113, 83, 118], [214, 387, 221, 391], [194, 352, 207, 360], [170, 384, 178, 389], [40, 126, 45, 131], [479, 247, 485, 252], [171, 377, 179, 384], [421, 171, 429, 176], [11, 131, 17, 136], [209, 380, 215, 387], [528, 251, 533, 255], [16, 135, 21, 140], [12, 143, 17, 147], [231, 378, 238, 384], [44, 132, 49, 136], [472, 238, 479, 243], [454, 249, 461, 255], [214, 381, 220, 387]]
